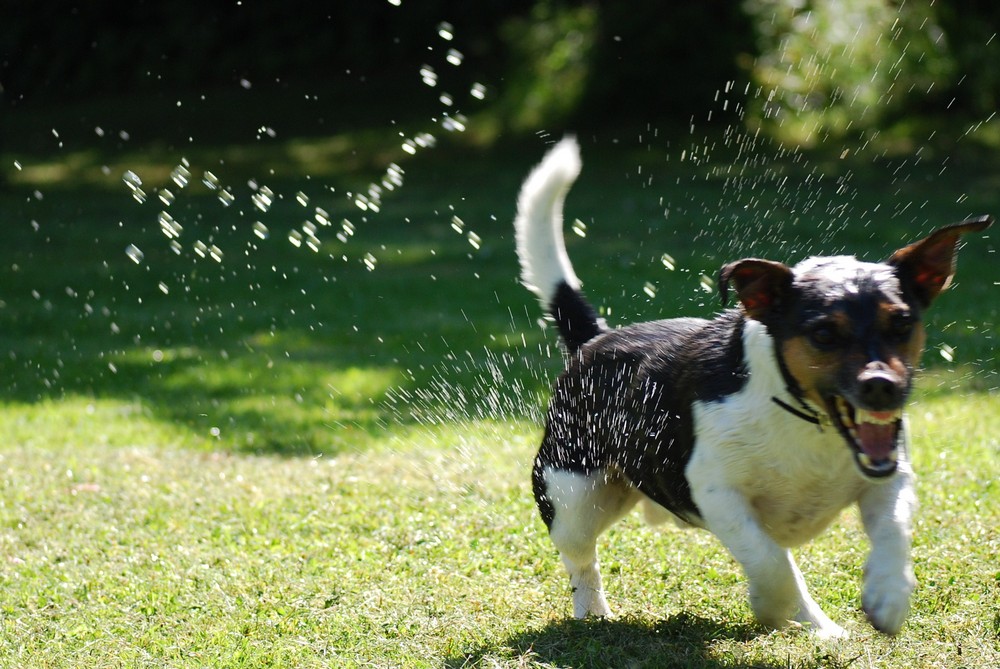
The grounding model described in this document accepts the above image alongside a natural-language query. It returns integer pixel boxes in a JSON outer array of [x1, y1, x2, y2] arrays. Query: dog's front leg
[[694, 485, 847, 638], [858, 461, 916, 635]]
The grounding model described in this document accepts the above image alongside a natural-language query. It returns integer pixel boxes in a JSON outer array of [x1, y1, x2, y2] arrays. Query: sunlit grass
[[0, 99, 997, 666]]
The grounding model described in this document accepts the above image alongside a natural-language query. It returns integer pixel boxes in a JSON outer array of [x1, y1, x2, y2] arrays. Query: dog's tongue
[[856, 411, 898, 461]]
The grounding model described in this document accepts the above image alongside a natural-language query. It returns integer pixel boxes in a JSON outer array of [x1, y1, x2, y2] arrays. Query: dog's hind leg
[[539, 467, 639, 618]]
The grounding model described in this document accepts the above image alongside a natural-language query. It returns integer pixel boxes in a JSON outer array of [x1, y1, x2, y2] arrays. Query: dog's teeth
[[855, 408, 903, 425], [835, 396, 855, 427]]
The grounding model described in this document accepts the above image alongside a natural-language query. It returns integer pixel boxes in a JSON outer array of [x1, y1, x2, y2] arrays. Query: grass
[[0, 86, 999, 667]]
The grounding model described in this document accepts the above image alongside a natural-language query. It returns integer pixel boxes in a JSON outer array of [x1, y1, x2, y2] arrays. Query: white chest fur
[[688, 320, 878, 547]]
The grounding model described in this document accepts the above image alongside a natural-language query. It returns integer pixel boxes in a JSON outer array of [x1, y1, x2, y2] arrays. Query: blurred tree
[[742, 0, 954, 145], [1, 0, 997, 144]]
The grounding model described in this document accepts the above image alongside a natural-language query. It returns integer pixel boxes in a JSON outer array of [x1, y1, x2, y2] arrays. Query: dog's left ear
[[719, 259, 794, 320], [887, 215, 993, 307]]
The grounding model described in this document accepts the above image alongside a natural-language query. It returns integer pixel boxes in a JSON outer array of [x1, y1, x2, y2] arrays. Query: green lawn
[[1, 95, 998, 667]]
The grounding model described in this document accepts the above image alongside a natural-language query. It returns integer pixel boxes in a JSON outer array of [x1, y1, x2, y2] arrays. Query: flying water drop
[[420, 65, 438, 87], [123, 170, 146, 203], [571, 219, 587, 237], [252, 186, 274, 212], [158, 211, 183, 239], [437, 22, 454, 41], [125, 244, 145, 264], [252, 221, 269, 240], [170, 162, 191, 189], [661, 253, 676, 271]]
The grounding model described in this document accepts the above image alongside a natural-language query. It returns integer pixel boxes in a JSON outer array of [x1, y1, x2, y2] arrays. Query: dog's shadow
[[447, 612, 775, 668]]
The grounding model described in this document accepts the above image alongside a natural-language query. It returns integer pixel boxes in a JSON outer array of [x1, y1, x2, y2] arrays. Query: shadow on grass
[[448, 614, 773, 669]]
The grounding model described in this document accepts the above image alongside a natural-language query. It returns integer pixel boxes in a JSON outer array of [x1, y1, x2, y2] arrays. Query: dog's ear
[[887, 215, 993, 307], [719, 259, 794, 319]]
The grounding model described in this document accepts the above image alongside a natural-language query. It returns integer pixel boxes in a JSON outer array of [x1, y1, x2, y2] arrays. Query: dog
[[514, 137, 992, 638]]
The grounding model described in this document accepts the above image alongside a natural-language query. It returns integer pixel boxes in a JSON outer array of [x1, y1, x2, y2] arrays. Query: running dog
[[515, 137, 991, 638]]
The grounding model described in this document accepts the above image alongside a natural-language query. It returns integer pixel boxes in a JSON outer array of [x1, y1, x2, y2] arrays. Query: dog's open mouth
[[827, 396, 902, 478]]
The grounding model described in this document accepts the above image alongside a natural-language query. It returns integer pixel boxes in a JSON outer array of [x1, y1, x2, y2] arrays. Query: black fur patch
[[533, 310, 749, 527], [550, 281, 605, 354]]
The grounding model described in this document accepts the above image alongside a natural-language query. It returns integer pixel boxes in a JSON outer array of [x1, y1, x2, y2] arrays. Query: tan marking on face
[[780, 336, 842, 409], [876, 302, 926, 376]]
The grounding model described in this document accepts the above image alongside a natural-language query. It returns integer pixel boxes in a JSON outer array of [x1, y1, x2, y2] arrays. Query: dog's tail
[[514, 137, 606, 354]]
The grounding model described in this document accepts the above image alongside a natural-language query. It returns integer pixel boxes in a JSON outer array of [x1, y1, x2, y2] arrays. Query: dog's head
[[719, 216, 992, 479]]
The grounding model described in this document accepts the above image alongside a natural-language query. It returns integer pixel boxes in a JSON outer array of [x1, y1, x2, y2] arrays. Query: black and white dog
[[515, 137, 991, 638]]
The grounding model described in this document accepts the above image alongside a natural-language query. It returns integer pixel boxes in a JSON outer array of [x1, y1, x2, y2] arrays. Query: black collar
[[771, 395, 826, 427]]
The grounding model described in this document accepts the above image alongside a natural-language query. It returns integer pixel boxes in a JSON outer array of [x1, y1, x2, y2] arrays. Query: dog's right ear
[[719, 259, 794, 320]]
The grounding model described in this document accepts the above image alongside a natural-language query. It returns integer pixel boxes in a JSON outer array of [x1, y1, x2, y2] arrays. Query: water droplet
[[451, 216, 465, 234], [470, 83, 487, 100], [661, 253, 676, 271], [193, 240, 208, 258], [315, 207, 331, 226], [445, 49, 464, 67], [158, 188, 175, 206], [125, 244, 145, 264], [699, 275, 715, 293], [363, 253, 378, 271], [252, 186, 274, 212], [420, 64, 438, 87], [252, 221, 269, 240], [296, 191, 310, 207], [158, 281, 169, 295], [337, 220, 355, 243], [170, 163, 191, 189], [571, 219, 587, 237], [288, 230, 303, 248], [439, 93, 454, 107], [442, 113, 467, 132], [158, 211, 183, 239], [467, 231, 482, 250], [169, 240, 182, 255], [123, 170, 146, 203], [202, 171, 220, 190], [13, 160, 22, 171], [939, 343, 955, 362], [437, 22, 454, 41], [209, 245, 223, 262], [217, 189, 235, 207]]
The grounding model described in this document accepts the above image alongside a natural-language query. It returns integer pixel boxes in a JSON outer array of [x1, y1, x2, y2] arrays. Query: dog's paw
[[571, 585, 611, 619], [862, 570, 914, 635]]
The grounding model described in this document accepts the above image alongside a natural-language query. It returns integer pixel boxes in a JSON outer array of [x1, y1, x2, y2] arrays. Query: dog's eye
[[887, 316, 915, 342], [808, 322, 841, 349]]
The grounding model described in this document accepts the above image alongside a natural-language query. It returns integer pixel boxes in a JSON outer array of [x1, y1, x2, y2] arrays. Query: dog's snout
[[858, 366, 904, 410]]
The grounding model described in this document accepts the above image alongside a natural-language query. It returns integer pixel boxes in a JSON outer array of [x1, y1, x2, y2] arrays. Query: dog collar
[[771, 395, 830, 429]]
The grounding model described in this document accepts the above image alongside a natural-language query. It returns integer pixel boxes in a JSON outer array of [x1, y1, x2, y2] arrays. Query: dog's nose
[[858, 367, 903, 410]]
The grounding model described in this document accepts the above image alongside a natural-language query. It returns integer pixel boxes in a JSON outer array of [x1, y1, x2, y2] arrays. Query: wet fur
[[515, 137, 991, 638]]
